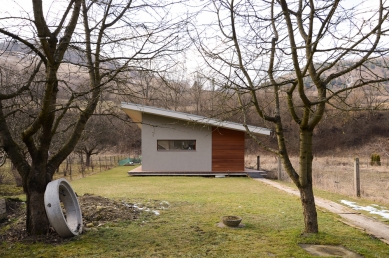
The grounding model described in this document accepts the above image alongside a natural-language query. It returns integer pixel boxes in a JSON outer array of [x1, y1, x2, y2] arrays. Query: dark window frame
[[157, 140, 196, 151]]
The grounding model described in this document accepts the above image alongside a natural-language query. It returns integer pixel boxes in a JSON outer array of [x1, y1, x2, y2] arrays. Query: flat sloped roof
[[121, 102, 271, 136]]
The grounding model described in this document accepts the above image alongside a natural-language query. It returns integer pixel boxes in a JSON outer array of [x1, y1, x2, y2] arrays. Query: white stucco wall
[[141, 113, 212, 171]]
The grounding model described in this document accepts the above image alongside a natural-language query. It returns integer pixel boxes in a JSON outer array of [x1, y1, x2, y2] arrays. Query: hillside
[[0, 41, 88, 65], [1, 47, 389, 158]]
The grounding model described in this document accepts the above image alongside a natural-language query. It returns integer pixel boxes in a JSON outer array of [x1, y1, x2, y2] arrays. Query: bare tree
[[190, 70, 208, 114], [75, 115, 120, 167], [194, 0, 389, 233], [136, 70, 160, 105], [0, 0, 83, 235], [0, 0, 188, 236], [156, 59, 190, 111]]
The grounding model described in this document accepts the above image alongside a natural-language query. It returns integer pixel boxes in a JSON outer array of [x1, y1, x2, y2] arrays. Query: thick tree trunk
[[24, 163, 53, 235], [299, 184, 318, 233], [26, 190, 50, 235]]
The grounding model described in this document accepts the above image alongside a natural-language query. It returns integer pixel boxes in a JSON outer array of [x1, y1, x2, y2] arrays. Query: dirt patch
[[0, 194, 161, 244], [80, 193, 141, 224]]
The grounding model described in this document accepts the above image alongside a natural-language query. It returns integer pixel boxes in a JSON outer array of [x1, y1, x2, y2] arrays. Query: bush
[[370, 153, 381, 166]]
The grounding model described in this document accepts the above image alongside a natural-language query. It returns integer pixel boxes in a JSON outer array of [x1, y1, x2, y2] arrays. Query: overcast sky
[[1, 0, 387, 82]]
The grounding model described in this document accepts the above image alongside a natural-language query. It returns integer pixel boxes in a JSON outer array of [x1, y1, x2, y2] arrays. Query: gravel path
[[253, 177, 389, 244]]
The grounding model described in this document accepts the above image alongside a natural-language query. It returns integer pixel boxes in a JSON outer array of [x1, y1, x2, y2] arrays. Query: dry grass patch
[[246, 155, 389, 205]]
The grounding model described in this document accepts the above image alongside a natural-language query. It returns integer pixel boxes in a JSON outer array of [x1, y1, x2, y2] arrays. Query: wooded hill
[[1, 47, 388, 158]]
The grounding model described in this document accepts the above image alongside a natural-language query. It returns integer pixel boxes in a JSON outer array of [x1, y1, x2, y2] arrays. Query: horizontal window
[[157, 140, 196, 151]]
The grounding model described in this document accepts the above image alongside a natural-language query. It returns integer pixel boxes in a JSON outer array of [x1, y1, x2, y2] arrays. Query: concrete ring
[[44, 178, 83, 237]]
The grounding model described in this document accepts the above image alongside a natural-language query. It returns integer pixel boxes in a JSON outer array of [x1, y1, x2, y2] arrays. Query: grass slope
[[1, 166, 388, 257]]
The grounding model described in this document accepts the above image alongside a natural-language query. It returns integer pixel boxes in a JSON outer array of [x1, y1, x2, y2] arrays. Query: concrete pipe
[[44, 178, 83, 237]]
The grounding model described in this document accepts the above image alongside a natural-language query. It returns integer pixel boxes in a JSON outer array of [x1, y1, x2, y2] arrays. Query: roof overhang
[[121, 102, 271, 136]]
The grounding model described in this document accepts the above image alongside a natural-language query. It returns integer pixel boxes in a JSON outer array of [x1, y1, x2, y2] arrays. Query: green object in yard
[[118, 158, 132, 166], [118, 157, 141, 166]]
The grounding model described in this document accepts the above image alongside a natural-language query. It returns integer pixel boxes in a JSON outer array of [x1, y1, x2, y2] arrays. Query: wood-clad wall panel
[[212, 127, 245, 172]]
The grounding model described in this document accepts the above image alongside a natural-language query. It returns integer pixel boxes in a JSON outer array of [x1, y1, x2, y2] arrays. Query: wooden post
[[354, 158, 360, 197], [278, 157, 282, 180], [99, 157, 102, 172], [257, 156, 260, 170]]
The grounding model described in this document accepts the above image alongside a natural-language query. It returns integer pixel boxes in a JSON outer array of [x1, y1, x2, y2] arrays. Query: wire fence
[[246, 155, 389, 204], [56, 155, 128, 180], [0, 154, 134, 186]]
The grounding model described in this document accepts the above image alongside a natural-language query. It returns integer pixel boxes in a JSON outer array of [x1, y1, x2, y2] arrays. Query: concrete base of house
[[127, 166, 266, 178]]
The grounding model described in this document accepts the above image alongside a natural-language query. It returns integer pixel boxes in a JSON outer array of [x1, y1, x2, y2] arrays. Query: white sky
[[1, 0, 387, 82], [1, 0, 35, 19]]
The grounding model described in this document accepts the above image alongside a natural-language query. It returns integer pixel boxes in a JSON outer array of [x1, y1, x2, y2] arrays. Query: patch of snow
[[159, 201, 169, 210], [122, 201, 167, 215], [133, 204, 145, 210], [341, 200, 389, 220]]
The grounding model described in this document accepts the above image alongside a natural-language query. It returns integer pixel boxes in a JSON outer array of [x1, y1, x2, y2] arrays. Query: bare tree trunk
[[79, 153, 85, 177], [69, 159, 72, 177], [297, 129, 318, 233], [299, 184, 318, 233], [26, 190, 50, 235], [85, 152, 91, 167], [24, 166, 51, 235]]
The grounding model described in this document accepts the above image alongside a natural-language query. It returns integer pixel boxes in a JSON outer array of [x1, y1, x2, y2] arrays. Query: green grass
[[1, 166, 388, 257]]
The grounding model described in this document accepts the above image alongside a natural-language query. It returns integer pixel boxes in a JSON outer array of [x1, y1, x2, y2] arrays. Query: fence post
[[278, 157, 282, 180], [257, 156, 260, 170], [354, 158, 360, 197], [99, 156, 102, 172]]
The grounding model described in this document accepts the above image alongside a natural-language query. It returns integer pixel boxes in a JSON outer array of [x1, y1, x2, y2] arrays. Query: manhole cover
[[299, 244, 363, 257]]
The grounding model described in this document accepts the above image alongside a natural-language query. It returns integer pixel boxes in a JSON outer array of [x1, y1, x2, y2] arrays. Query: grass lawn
[[1, 166, 388, 257]]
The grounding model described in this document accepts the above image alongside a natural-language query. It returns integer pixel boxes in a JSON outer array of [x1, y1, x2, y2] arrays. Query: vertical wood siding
[[212, 127, 245, 172]]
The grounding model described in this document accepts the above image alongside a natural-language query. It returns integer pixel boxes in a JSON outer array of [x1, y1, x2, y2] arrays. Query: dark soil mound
[[0, 194, 147, 244]]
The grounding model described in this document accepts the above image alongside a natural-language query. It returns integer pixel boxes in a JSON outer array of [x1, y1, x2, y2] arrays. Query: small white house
[[121, 102, 271, 175]]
